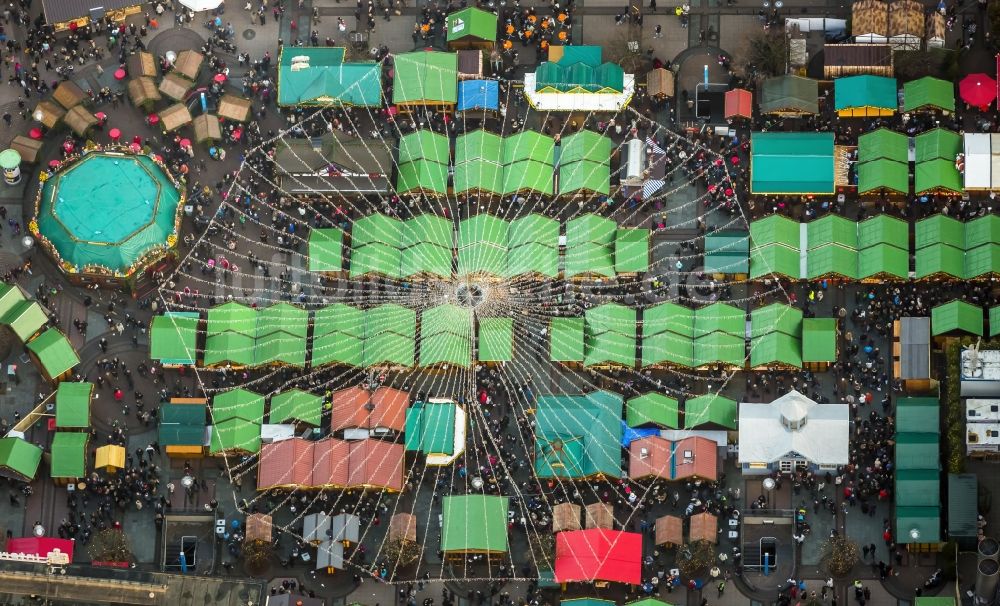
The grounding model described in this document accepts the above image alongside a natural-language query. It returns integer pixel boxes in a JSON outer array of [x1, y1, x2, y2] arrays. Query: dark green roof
[[751, 132, 835, 194], [896, 397, 940, 434], [150, 312, 199, 365], [903, 77, 955, 113], [534, 391, 622, 478], [277, 46, 382, 107], [834, 75, 897, 111], [405, 400, 457, 455], [760, 75, 819, 114], [50, 431, 88, 478], [159, 401, 207, 447]]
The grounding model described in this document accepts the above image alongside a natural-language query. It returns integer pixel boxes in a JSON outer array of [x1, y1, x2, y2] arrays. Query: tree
[[383, 537, 421, 569], [741, 30, 790, 80], [893, 49, 957, 81], [821, 535, 860, 577], [677, 540, 716, 578], [527, 532, 556, 570], [242, 539, 273, 575], [605, 29, 646, 74], [87, 529, 132, 563]]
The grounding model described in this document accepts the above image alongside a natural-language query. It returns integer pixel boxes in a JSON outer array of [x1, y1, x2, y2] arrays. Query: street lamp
[[909, 528, 921, 541], [21, 236, 33, 250], [762, 477, 776, 508], [33, 110, 43, 122]]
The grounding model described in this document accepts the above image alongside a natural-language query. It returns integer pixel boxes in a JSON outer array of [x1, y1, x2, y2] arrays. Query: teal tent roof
[[834, 75, 898, 111], [277, 47, 382, 107], [751, 132, 834, 194], [535, 391, 622, 478]]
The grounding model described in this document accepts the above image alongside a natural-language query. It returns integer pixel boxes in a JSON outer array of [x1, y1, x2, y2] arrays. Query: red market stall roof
[[6, 537, 74, 562], [257, 437, 404, 491], [554, 529, 642, 584], [330, 385, 409, 432], [725, 88, 752, 119]]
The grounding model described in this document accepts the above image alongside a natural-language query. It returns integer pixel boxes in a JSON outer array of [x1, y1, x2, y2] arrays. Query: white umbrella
[[179, 0, 223, 11]]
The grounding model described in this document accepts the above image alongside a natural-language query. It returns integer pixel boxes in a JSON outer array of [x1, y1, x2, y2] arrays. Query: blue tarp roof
[[620, 421, 659, 448], [457, 79, 499, 111]]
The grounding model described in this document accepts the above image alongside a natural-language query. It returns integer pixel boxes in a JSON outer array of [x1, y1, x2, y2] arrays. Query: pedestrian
[[654, 24, 662, 37]]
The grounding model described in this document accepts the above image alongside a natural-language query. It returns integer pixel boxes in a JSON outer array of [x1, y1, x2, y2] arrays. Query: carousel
[[30, 148, 185, 289]]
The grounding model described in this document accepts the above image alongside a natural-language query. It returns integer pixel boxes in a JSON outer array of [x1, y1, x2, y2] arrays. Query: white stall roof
[[964, 133, 992, 190]]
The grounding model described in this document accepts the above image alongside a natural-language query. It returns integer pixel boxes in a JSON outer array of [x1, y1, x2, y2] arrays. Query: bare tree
[[87, 529, 133, 563]]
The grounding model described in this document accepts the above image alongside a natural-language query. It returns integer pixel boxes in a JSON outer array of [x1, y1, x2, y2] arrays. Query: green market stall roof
[[256, 331, 307, 367], [931, 300, 983, 336], [694, 332, 745, 367], [807, 244, 859, 279], [834, 74, 898, 113], [26, 328, 79, 379], [806, 214, 858, 250], [558, 131, 612, 196], [150, 311, 199, 366], [35, 152, 183, 276], [351, 242, 403, 278], [314, 303, 366, 338], [366, 303, 418, 338], [857, 128, 908, 164], [584, 304, 637, 367], [55, 381, 92, 428], [991, 305, 1000, 337], [458, 214, 509, 276], [159, 401, 207, 446], [902, 76, 955, 112], [614, 228, 650, 273], [0, 283, 26, 320], [396, 130, 450, 195], [564, 213, 616, 278], [454, 130, 504, 195], [750, 213, 801, 249], [750, 330, 802, 368], [895, 506, 940, 543], [915, 214, 965, 250], [965, 243, 1000, 279], [206, 301, 257, 338], [694, 302, 744, 338], [392, 51, 458, 106], [210, 417, 261, 455], [858, 243, 909, 279], [857, 157, 909, 195], [915, 128, 961, 162], [420, 305, 473, 368], [684, 394, 737, 429], [965, 214, 1000, 249], [50, 431, 88, 478], [749, 243, 801, 279], [401, 242, 452, 278], [353, 213, 403, 247], [534, 391, 623, 478], [212, 388, 266, 423], [277, 47, 382, 107], [259, 303, 309, 338], [896, 397, 940, 434], [0, 300, 49, 342], [802, 317, 838, 363], [750, 303, 802, 338], [896, 432, 939, 469], [626, 393, 679, 429], [759, 75, 819, 114], [445, 7, 498, 43], [477, 317, 513, 362], [704, 231, 750, 274], [858, 214, 909, 249], [550, 317, 585, 362], [405, 400, 459, 455], [307, 228, 343, 272], [203, 332, 256, 367], [896, 468, 940, 507], [269, 389, 323, 426], [916, 159, 962, 194], [915, 243, 965, 279], [643, 302, 695, 338], [0, 437, 42, 481], [503, 131, 555, 164], [750, 132, 834, 194], [441, 495, 509, 553]]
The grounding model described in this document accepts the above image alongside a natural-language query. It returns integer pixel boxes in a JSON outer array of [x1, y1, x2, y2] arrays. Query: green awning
[[965, 243, 1000, 278], [857, 157, 909, 195], [915, 128, 961, 162], [749, 243, 801, 279], [586, 303, 637, 339], [0, 437, 42, 481], [760, 75, 819, 114], [903, 77, 955, 113], [26, 328, 79, 379], [405, 400, 457, 455], [400, 242, 452, 278], [857, 128, 908, 164], [420, 332, 472, 367], [454, 130, 504, 195], [277, 47, 382, 107], [750, 214, 801, 249], [626, 392, 679, 428], [503, 131, 555, 164], [693, 332, 745, 367], [397, 159, 449, 195], [750, 331, 802, 368], [269, 389, 323, 426], [857, 243, 908, 279], [50, 431, 88, 478], [550, 317, 584, 362], [534, 390, 622, 478], [508, 213, 558, 247], [55, 381, 92, 428], [506, 242, 558, 277], [966, 215, 1000, 249], [584, 330, 636, 367], [566, 213, 616, 245], [307, 228, 343, 272], [446, 7, 498, 42], [750, 303, 802, 338], [560, 130, 612, 164], [502, 159, 553, 195], [458, 214, 509, 276], [210, 417, 261, 455], [614, 228, 650, 273], [896, 469, 940, 507], [834, 75, 898, 112], [441, 495, 509, 553], [159, 401, 207, 446], [915, 158, 962, 194], [392, 51, 458, 105], [203, 332, 256, 366], [212, 388, 266, 423], [857, 214, 909, 250], [478, 318, 513, 362], [150, 312, 199, 365], [351, 242, 403, 278], [915, 243, 965, 279], [564, 241, 614, 279], [931, 300, 983, 336], [802, 317, 838, 362], [684, 394, 738, 429], [206, 301, 257, 338], [0, 300, 49, 342], [896, 397, 940, 434], [751, 132, 834, 194], [915, 214, 964, 250], [402, 213, 453, 248], [643, 302, 694, 338], [311, 332, 364, 366], [694, 302, 744, 338], [807, 244, 859, 279]]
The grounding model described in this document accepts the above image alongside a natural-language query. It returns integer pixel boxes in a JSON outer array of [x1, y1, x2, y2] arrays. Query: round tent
[[32, 151, 184, 282]]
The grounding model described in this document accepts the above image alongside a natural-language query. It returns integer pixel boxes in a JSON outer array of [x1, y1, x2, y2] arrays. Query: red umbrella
[[95, 112, 107, 124], [179, 138, 192, 148], [148, 114, 160, 125], [960, 73, 997, 111], [48, 160, 61, 168], [29, 128, 42, 139], [108, 128, 121, 141], [213, 73, 227, 84], [113, 68, 126, 81]]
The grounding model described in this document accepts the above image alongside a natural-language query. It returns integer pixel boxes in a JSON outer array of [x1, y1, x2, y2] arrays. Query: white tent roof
[[524, 72, 636, 112], [964, 133, 993, 190], [738, 390, 849, 466]]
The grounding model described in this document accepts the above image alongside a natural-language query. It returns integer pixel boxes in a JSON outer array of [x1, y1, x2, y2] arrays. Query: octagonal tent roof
[[36, 153, 182, 274]]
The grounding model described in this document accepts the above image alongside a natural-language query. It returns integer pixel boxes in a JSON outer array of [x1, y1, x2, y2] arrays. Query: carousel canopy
[[37, 153, 182, 274]]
